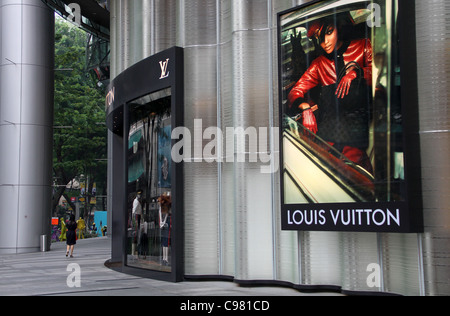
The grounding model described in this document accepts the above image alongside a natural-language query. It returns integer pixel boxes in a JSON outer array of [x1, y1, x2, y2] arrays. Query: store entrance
[[126, 88, 173, 273]]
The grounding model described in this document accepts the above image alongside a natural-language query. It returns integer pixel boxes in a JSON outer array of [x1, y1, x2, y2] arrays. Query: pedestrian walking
[[66, 214, 77, 258]]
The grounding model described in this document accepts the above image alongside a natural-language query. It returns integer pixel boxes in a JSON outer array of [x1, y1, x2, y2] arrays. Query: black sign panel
[[106, 47, 183, 135]]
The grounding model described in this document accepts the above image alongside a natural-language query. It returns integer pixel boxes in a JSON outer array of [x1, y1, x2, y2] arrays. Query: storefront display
[[127, 90, 173, 272], [103, 0, 434, 295], [106, 47, 184, 282]]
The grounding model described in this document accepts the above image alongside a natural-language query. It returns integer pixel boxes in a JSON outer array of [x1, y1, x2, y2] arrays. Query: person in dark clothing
[[66, 214, 77, 258]]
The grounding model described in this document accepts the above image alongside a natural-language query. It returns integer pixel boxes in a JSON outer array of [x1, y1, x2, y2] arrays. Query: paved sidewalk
[[0, 237, 341, 296]]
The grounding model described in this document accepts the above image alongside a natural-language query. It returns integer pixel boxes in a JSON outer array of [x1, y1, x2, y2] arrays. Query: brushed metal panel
[[0, 186, 19, 253], [0, 3, 22, 66], [182, 0, 217, 46], [183, 45, 220, 275], [19, 126, 53, 186], [141, 0, 152, 57], [119, 0, 131, 70], [419, 133, 450, 232], [129, 0, 143, 66], [276, 229, 300, 284], [0, 64, 21, 124], [416, 0, 450, 296], [231, 0, 269, 31], [17, 185, 51, 250], [219, 41, 233, 128], [271, 0, 301, 286], [301, 232, 343, 286], [21, 3, 54, 67], [113, 0, 130, 74], [381, 233, 421, 296], [220, 161, 236, 276], [20, 65, 53, 127], [111, 0, 178, 75], [245, 167, 275, 280], [232, 31, 271, 129], [339, 233, 378, 292], [218, 0, 232, 44], [184, 47, 218, 126], [218, 36, 235, 277], [231, 0, 274, 281], [183, 162, 220, 275], [109, 0, 118, 78], [154, 0, 177, 52], [0, 124, 20, 185]]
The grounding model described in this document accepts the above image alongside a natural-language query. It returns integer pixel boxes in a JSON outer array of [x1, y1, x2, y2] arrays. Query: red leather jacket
[[288, 38, 373, 107]]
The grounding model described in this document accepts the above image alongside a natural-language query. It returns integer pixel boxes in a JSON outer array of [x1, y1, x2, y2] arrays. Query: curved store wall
[[108, 0, 450, 295]]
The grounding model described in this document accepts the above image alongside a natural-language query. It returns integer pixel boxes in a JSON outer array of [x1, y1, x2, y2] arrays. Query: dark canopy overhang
[[42, 0, 110, 40]]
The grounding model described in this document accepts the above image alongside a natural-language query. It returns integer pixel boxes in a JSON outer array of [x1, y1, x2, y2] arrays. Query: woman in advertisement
[[287, 16, 373, 174]]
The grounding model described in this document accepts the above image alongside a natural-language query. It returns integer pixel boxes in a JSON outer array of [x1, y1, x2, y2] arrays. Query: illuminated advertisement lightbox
[[278, 0, 423, 232]]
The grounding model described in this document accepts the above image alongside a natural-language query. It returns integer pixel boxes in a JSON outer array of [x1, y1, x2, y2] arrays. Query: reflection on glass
[[283, 114, 375, 203], [127, 88, 172, 272]]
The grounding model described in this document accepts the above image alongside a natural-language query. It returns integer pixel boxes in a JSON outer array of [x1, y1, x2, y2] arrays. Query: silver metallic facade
[[0, 0, 54, 254], [108, 0, 449, 295], [415, 1, 450, 296]]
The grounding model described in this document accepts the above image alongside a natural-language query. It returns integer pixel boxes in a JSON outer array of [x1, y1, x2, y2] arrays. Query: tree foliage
[[53, 17, 107, 217]]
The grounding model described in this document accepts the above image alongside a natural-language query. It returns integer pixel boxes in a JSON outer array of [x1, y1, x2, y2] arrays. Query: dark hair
[[308, 18, 336, 43], [69, 214, 76, 223]]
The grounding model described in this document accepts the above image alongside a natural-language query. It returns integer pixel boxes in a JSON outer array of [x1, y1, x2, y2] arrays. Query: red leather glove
[[336, 70, 357, 99], [302, 108, 318, 134]]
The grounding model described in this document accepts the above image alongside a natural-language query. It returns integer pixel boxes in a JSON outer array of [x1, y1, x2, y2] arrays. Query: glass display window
[[127, 89, 174, 273]]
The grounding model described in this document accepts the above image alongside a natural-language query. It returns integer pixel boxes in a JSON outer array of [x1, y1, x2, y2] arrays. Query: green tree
[[53, 17, 107, 219]]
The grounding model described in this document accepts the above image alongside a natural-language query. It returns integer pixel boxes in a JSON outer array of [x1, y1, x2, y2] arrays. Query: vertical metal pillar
[[415, 0, 450, 296], [0, 0, 54, 254]]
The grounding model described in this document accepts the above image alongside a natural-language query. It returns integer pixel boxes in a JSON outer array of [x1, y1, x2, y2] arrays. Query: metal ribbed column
[[231, 0, 275, 281], [0, 0, 54, 254], [415, 0, 450, 296], [180, 0, 220, 276]]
